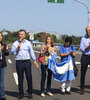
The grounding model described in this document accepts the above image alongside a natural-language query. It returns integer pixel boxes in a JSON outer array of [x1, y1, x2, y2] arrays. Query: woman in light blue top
[[59, 37, 76, 95]]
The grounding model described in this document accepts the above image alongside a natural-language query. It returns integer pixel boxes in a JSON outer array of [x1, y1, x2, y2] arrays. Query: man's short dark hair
[[65, 37, 72, 44], [19, 29, 26, 34]]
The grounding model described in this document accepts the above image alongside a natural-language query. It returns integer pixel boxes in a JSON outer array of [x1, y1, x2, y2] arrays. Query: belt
[[0, 59, 2, 62], [83, 54, 90, 57], [42, 63, 48, 65], [16, 59, 30, 62]]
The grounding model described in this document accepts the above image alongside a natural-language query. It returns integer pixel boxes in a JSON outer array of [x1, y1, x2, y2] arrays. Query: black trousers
[[16, 60, 32, 94], [41, 64, 52, 93], [80, 54, 90, 90]]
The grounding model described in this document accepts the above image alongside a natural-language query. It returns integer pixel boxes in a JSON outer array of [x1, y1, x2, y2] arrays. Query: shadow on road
[[5, 90, 41, 97], [71, 87, 80, 93], [33, 89, 41, 95], [85, 85, 90, 89], [51, 86, 90, 94], [51, 88, 61, 94], [71, 85, 90, 94], [5, 85, 90, 98], [5, 91, 18, 98]]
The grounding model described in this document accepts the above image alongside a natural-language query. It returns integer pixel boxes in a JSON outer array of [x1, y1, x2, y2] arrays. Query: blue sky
[[0, 0, 90, 36]]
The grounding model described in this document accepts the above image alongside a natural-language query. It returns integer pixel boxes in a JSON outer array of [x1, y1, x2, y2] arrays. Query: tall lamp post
[[75, 0, 90, 26]]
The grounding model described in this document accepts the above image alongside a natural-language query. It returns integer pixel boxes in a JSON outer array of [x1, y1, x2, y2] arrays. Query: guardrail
[[32, 42, 80, 50], [9, 42, 80, 50]]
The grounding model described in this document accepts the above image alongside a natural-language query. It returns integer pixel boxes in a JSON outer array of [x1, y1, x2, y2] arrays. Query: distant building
[[28, 31, 34, 41], [1, 29, 8, 36]]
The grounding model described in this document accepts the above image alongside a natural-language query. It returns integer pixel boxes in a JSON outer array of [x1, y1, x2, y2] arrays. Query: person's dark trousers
[[16, 60, 32, 94], [80, 54, 90, 91], [41, 64, 52, 93]]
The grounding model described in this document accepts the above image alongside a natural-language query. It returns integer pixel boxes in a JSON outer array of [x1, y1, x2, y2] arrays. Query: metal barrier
[[32, 42, 80, 50]]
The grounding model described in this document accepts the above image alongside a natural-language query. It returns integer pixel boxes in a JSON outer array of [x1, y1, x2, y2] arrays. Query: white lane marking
[[88, 65, 90, 68], [8, 59, 12, 64], [56, 56, 61, 59], [13, 72, 18, 85], [34, 51, 40, 53], [75, 62, 81, 65]]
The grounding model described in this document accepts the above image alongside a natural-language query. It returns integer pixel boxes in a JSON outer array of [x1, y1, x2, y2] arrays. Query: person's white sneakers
[[41, 93, 45, 97], [47, 92, 53, 96]]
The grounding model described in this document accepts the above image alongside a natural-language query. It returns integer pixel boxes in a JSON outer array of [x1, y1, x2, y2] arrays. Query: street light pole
[[75, 0, 90, 26]]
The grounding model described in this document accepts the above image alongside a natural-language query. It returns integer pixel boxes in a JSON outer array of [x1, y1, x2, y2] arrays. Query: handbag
[[38, 53, 45, 63], [71, 46, 78, 77], [73, 65, 78, 77]]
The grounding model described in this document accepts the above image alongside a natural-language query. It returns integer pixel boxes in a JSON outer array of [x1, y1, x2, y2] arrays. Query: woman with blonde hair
[[40, 35, 56, 97]]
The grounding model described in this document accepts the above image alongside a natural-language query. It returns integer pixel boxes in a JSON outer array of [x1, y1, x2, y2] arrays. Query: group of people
[[0, 26, 90, 100]]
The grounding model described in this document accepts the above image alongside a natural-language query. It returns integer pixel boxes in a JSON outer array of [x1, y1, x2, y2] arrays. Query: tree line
[[2, 30, 81, 45], [34, 32, 81, 45]]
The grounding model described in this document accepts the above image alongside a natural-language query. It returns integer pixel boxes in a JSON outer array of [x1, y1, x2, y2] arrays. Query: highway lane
[[4, 48, 90, 100]]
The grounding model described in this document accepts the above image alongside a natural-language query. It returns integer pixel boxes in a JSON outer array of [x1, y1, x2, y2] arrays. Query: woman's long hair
[[45, 36, 54, 47], [0, 32, 4, 44]]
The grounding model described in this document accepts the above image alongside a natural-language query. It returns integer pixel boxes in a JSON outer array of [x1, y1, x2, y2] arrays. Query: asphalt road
[[4, 47, 90, 100]]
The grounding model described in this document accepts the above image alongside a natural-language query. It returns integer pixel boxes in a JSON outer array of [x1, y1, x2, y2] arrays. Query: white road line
[[75, 62, 81, 65], [34, 51, 40, 53], [88, 65, 90, 68], [56, 56, 61, 59], [8, 59, 12, 64], [13, 72, 18, 85]]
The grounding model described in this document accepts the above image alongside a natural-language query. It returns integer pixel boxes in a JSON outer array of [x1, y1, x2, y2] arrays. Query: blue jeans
[[0, 67, 6, 98]]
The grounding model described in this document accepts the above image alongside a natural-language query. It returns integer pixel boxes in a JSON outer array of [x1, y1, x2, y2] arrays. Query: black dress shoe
[[18, 94, 24, 100], [0, 98, 6, 100], [80, 90, 84, 95], [28, 93, 33, 99], [66, 91, 71, 95]]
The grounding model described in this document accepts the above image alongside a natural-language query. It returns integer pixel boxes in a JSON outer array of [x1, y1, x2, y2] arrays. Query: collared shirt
[[80, 35, 90, 55], [11, 39, 36, 60], [60, 45, 76, 62]]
